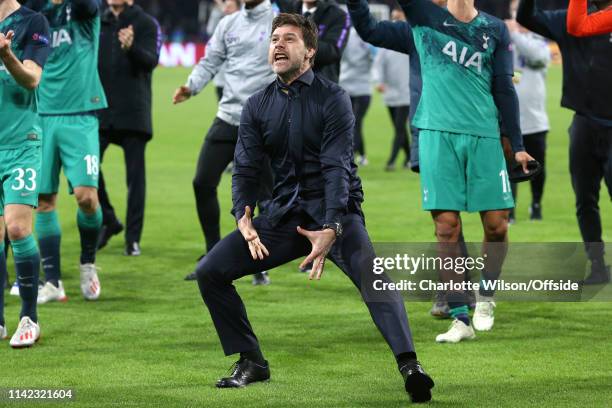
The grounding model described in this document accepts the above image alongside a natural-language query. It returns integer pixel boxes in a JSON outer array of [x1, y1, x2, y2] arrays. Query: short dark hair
[[271, 13, 318, 63]]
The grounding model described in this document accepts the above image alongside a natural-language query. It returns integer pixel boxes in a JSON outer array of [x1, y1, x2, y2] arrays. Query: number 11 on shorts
[[499, 169, 510, 194], [84, 154, 99, 176]]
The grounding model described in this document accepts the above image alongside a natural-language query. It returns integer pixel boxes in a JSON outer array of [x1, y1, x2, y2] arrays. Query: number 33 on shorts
[[11, 168, 37, 192], [4, 165, 40, 208]]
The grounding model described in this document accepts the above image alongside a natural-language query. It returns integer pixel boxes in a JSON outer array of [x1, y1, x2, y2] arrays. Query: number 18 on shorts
[[40, 114, 100, 194]]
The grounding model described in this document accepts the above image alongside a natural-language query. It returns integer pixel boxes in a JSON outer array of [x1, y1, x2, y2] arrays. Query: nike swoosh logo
[[20, 192, 34, 197], [443, 21, 458, 27], [41, 257, 53, 263]]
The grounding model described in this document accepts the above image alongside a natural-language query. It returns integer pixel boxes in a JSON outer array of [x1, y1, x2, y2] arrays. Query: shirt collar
[[276, 69, 315, 92]]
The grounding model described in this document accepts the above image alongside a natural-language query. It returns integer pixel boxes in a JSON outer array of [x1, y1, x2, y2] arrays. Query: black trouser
[[350, 95, 371, 157], [193, 117, 273, 253], [196, 208, 415, 357], [569, 114, 612, 262], [99, 130, 148, 244], [386, 105, 411, 166], [511, 131, 547, 205]]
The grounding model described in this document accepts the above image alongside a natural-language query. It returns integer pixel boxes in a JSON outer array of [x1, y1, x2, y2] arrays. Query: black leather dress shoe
[[124, 242, 141, 256], [400, 360, 434, 403], [216, 358, 270, 388], [581, 265, 611, 285], [97, 222, 124, 250]]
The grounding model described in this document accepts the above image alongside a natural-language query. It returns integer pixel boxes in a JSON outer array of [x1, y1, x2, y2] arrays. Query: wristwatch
[[322, 222, 343, 238]]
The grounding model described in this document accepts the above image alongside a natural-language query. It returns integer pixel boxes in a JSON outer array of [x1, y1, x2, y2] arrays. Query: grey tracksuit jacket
[[186, 0, 276, 126]]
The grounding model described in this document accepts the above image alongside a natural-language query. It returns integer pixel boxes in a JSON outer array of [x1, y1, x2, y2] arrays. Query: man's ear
[[306, 47, 316, 61]]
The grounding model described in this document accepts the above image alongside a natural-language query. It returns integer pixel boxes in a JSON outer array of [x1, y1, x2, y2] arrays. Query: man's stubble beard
[[277, 60, 309, 84]]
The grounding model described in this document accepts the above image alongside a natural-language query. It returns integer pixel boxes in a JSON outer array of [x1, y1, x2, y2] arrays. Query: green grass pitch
[[1, 66, 611, 407]]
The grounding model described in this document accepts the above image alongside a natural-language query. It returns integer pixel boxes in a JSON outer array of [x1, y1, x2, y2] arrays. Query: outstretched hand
[[238, 206, 269, 260], [173, 85, 192, 104], [297, 226, 337, 280]]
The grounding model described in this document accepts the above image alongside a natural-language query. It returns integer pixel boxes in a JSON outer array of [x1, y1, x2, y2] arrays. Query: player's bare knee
[[484, 220, 508, 242], [75, 189, 99, 212], [6, 221, 31, 241], [434, 214, 461, 242]]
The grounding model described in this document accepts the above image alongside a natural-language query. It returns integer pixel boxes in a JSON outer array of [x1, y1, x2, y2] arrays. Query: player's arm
[[492, 26, 525, 155], [346, 0, 413, 54], [396, 0, 442, 27], [516, 0, 566, 42], [174, 16, 228, 103], [320, 89, 353, 227], [232, 97, 264, 223], [312, 7, 350, 68], [510, 31, 550, 69], [71, 0, 100, 20], [0, 15, 51, 90], [125, 16, 161, 71], [567, 0, 612, 37], [0, 37, 41, 90]]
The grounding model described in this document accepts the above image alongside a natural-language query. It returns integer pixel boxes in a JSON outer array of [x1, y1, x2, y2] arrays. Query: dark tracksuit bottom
[[196, 208, 416, 357], [193, 117, 273, 253], [99, 130, 148, 244], [569, 114, 612, 263], [350, 95, 371, 157], [386, 105, 411, 167]]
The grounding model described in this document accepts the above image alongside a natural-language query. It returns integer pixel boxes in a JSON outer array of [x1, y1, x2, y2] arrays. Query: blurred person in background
[[506, 0, 551, 223], [372, 7, 412, 172], [96, 0, 161, 256], [518, 0, 612, 285], [276, 0, 350, 83], [339, 26, 374, 166], [206, 0, 226, 38]]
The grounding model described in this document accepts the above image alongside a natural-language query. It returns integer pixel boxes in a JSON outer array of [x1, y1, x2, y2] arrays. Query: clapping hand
[[118, 25, 134, 50]]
